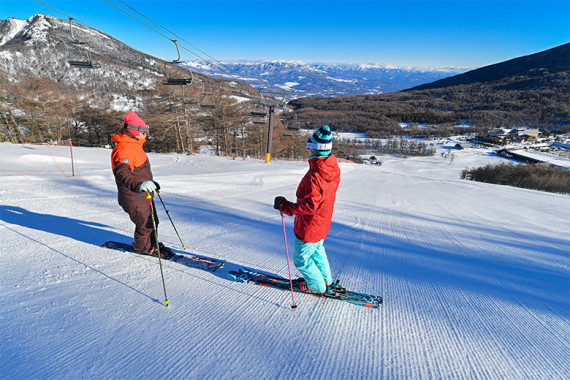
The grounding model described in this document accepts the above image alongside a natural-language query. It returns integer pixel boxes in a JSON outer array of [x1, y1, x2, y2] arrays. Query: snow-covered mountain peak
[[0, 17, 32, 46]]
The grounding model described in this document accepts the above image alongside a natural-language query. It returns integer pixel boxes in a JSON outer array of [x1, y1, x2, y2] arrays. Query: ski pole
[[148, 192, 169, 307], [280, 211, 297, 309], [156, 191, 186, 249]]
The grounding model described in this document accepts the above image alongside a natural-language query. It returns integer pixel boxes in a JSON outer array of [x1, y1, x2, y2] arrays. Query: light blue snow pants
[[294, 238, 332, 293]]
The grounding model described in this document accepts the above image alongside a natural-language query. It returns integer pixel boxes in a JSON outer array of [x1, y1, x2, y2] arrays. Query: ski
[[228, 267, 382, 308], [101, 241, 225, 272]]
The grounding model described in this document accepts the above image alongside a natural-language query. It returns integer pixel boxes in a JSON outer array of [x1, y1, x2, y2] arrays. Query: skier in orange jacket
[[111, 111, 166, 257]]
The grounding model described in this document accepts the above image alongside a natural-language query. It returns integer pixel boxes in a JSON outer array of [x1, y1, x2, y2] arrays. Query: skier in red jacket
[[111, 111, 168, 258], [274, 125, 341, 294]]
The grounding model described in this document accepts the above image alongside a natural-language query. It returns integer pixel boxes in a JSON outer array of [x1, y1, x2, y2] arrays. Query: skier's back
[[274, 125, 340, 294]]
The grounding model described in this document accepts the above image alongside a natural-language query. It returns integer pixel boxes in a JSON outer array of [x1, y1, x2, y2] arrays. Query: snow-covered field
[[1, 142, 568, 379]]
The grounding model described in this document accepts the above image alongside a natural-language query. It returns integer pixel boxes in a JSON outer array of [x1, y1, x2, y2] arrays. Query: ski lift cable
[[104, 0, 292, 104], [105, 0, 250, 86], [103, 0, 182, 48], [35, 0, 204, 66], [35, 0, 210, 81], [105, 0, 294, 108], [34, 0, 250, 87], [32, 0, 90, 29], [113, 0, 234, 73], [33, 1, 101, 68], [103, 0, 226, 70], [34, 0, 290, 106], [111, 0, 272, 89]]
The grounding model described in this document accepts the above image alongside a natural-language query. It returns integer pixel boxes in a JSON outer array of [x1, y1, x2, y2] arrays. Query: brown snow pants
[[120, 194, 159, 252]]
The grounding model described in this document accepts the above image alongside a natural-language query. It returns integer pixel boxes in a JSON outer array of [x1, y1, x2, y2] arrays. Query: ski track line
[[353, 168, 531, 378], [393, 213, 523, 379], [191, 198, 387, 377], [412, 200, 539, 378], [388, 213, 464, 379], [402, 185, 569, 378], [151, 232, 384, 373], [4, 245, 153, 378], [428, 209, 570, 376], [285, 298, 381, 378], [331, 169, 381, 282], [429, 185, 570, 335], [440, 214, 570, 335], [322, 170, 387, 377]]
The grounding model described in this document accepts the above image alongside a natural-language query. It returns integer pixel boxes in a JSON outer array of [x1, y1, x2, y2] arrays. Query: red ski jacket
[[280, 155, 341, 243]]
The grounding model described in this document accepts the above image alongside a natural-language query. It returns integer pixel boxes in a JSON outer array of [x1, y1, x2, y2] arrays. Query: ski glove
[[140, 181, 157, 193], [274, 196, 286, 210]]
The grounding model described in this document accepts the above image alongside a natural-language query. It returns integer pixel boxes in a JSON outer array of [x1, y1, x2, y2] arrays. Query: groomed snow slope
[[1, 142, 568, 379]]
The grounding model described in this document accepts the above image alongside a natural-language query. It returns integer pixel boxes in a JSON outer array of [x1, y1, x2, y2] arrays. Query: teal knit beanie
[[307, 125, 333, 157]]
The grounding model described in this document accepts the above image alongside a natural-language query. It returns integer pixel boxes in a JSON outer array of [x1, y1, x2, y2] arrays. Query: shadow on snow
[[2, 198, 568, 316]]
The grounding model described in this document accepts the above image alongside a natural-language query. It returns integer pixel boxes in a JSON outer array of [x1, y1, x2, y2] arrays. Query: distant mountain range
[[181, 60, 467, 99], [287, 43, 570, 135]]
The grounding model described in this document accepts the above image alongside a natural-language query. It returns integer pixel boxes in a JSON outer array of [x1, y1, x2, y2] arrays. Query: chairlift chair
[[285, 123, 300, 131], [255, 92, 267, 109], [250, 110, 266, 125], [197, 80, 217, 109], [67, 18, 100, 69], [163, 40, 194, 86], [198, 95, 217, 109], [285, 113, 301, 130], [68, 48, 100, 69], [163, 78, 193, 86]]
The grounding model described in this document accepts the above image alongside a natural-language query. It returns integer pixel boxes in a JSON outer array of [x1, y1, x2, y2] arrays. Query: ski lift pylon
[[163, 40, 193, 86]]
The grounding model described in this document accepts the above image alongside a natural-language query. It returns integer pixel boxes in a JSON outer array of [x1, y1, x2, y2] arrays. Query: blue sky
[[1, 0, 569, 68]]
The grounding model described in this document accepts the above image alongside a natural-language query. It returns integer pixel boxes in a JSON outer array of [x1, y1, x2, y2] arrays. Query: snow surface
[[1, 142, 569, 379], [506, 149, 570, 169]]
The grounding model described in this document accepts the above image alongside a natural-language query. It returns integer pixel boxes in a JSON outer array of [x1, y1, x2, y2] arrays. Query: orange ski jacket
[[111, 133, 153, 203]]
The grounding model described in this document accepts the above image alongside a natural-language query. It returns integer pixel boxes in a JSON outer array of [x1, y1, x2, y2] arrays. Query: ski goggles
[[306, 141, 332, 151], [124, 123, 149, 133]]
